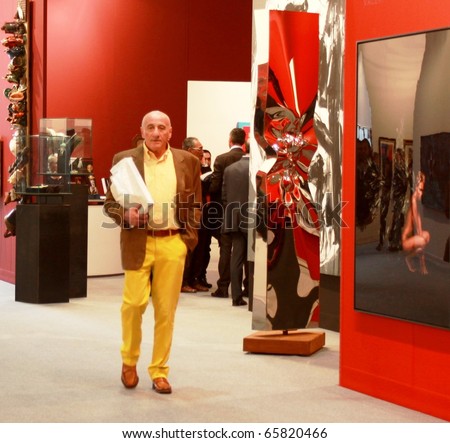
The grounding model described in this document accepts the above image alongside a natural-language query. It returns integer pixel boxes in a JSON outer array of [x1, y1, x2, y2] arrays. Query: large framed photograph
[[355, 29, 450, 330], [403, 139, 413, 166], [378, 137, 395, 176]]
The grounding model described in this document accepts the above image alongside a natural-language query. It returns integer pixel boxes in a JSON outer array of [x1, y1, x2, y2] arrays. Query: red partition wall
[[44, 0, 252, 185], [341, 0, 450, 420], [0, 0, 252, 283]]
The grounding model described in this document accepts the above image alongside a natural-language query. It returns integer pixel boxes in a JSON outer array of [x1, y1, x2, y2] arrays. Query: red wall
[[341, 0, 450, 420], [0, 0, 252, 282], [45, 0, 252, 183]]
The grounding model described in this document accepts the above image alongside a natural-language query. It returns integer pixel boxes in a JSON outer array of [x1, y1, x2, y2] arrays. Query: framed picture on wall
[[378, 137, 395, 174], [403, 139, 413, 151]]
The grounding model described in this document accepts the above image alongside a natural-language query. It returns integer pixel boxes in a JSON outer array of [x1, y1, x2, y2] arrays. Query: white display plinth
[[87, 204, 123, 276]]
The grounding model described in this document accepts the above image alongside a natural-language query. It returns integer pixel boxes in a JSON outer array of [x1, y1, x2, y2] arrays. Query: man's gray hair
[[182, 137, 199, 150]]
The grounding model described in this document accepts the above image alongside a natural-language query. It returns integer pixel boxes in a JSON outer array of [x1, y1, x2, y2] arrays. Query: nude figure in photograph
[[401, 171, 430, 274]]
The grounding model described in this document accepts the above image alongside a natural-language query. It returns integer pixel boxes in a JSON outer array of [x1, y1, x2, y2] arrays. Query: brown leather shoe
[[121, 364, 139, 389], [192, 282, 210, 292], [181, 285, 197, 293], [152, 377, 172, 394]]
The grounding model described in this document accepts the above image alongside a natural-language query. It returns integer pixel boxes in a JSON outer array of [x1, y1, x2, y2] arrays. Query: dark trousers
[[230, 231, 249, 302], [191, 227, 213, 283], [216, 232, 232, 295]]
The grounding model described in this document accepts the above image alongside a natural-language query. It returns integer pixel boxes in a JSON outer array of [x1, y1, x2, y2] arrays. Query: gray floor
[[0, 245, 445, 424]]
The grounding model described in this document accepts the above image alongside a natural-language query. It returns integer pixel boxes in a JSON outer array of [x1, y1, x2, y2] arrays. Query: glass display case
[[37, 118, 93, 193], [9, 118, 93, 196], [12, 118, 92, 303]]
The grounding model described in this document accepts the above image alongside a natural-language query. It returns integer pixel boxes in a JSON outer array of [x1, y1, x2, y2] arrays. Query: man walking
[[104, 110, 201, 394]]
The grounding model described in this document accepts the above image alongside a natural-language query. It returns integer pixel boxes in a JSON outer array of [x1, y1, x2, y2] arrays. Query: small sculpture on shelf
[[88, 175, 99, 196], [86, 164, 100, 198], [45, 153, 63, 187]]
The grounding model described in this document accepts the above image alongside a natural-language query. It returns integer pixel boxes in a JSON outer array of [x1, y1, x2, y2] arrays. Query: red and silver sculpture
[[254, 11, 320, 329]]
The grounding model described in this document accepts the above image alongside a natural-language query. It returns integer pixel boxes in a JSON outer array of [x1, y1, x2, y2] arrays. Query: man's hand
[[125, 205, 148, 228]]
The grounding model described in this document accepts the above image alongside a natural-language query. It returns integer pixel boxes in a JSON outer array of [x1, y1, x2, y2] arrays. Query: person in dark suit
[[191, 149, 215, 290], [104, 110, 201, 395], [222, 148, 252, 306], [208, 127, 246, 298], [180, 136, 210, 293]]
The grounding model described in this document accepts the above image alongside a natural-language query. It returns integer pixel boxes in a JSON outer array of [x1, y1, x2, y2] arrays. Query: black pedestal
[[15, 204, 71, 303], [318, 274, 340, 332], [64, 184, 88, 298], [15, 185, 88, 304]]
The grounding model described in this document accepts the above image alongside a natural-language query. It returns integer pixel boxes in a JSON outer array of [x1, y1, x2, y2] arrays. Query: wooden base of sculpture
[[243, 330, 325, 356]]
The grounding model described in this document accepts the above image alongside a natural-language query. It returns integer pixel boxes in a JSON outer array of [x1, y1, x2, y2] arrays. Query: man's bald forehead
[[142, 110, 171, 127]]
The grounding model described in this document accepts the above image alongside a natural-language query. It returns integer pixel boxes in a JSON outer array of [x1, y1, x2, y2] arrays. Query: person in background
[[191, 148, 214, 289], [202, 149, 212, 169], [222, 144, 251, 306], [208, 127, 246, 299], [104, 110, 201, 394], [180, 137, 210, 293]]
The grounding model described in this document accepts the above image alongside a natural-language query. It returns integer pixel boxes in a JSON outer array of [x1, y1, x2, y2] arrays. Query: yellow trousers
[[121, 234, 187, 380]]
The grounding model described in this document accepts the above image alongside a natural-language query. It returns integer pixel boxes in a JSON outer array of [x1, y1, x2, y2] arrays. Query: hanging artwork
[[2, 0, 29, 237], [355, 138, 381, 231]]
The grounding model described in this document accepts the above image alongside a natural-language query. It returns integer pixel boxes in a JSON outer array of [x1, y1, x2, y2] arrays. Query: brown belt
[[147, 229, 180, 237]]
